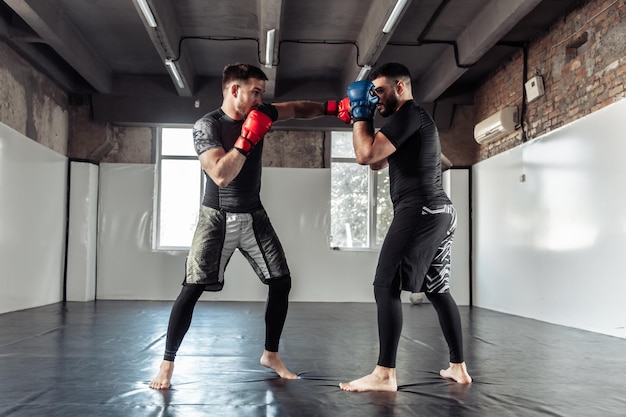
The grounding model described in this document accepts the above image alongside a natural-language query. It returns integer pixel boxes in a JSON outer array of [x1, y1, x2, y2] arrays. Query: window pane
[[162, 128, 195, 156], [330, 162, 369, 248], [159, 159, 201, 247], [331, 131, 354, 158], [375, 168, 393, 246]]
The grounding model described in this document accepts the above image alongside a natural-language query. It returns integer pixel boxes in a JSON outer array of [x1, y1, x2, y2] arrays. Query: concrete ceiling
[[0, 0, 585, 128]]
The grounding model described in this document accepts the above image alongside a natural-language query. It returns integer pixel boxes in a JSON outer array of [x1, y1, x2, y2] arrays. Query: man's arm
[[441, 152, 453, 171], [199, 147, 246, 188], [370, 158, 388, 171], [346, 80, 396, 166], [352, 121, 396, 166], [198, 110, 272, 188], [272, 101, 326, 121]]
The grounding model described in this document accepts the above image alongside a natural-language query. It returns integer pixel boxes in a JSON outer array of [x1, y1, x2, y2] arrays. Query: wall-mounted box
[[525, 75, 545, 103]]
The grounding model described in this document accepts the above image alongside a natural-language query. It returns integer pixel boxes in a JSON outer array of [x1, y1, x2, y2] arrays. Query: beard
[[236, 103, 253, 119], [378, 94, 399, 117]]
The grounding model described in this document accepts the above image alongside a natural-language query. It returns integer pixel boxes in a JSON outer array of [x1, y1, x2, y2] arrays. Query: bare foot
[[149, 360, 174, 390], [339, 365, 398, 392], [440, 362, 472, 384], [260, 350, 298, 379]]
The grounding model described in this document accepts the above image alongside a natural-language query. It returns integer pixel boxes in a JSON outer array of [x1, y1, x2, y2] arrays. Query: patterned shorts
[[185, 206, 290, 291], [374, 204, 456, 293]]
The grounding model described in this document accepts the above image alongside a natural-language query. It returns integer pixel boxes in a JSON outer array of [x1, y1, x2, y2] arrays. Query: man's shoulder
[[403, 100, 421, 111], [258, 103, 279, 122], [197, 108, 226, 123], [194, 108, 239, 133]]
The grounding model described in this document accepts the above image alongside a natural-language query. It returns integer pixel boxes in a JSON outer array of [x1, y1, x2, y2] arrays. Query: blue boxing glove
[[347, 80, 379, 122]]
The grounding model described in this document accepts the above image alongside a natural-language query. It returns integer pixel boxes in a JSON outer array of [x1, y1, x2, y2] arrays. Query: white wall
[[96, 165, 471, 303], [447, 169, 471, 306], [0, 122, 67, 314], [0, 120, 470, 313], [66, 161, 99, 301], [473, 98, 626, 339]]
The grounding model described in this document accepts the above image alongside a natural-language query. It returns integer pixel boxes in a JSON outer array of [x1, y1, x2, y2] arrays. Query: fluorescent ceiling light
[[356, 65, 371, 81], [165, 59, 185, 89], [136, 0, 157, 28], [265, 29, 276, 68], [382, 0, 408, 34]]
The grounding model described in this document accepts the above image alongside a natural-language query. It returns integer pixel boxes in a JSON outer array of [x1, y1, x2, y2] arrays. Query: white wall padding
[[0, 122, 67, 314], [95, 165, 472, 303], [96, 163, 186, 300], [66, 161, 99, 301], [473, 98, 626, 339], [447, 169, 471, 306]]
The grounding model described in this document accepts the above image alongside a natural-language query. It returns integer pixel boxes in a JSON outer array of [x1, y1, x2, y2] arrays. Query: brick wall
[[474, 0, 626, 162], [439, 105, 479, 167]]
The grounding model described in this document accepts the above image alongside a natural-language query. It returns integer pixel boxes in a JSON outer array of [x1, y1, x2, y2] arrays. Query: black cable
[[521, 44, 529, 142], [417, 0, 452, 41], [171, 36, 260, 63], [497, 41, 529, 142], [170, 36, 368, 68], [62, 160, 71, 305], [386, 0, 472, 70]]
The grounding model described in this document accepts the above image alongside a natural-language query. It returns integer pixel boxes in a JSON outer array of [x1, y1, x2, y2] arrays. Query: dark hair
[[222, 63, 268, 90], [369, 62, 411, 82]]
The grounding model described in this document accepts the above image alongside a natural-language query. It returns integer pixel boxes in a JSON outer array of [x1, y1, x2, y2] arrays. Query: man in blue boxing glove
[[347, 80, 379, 122], [340, 63, 472, 393]]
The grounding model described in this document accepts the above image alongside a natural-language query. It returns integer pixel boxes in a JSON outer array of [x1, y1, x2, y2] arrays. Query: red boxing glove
[[234, 110, 273, 156], [324, 97, 351, 124]]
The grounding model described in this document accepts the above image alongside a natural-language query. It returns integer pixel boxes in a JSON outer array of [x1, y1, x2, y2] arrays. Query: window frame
[[330, 131, 391, 251], [153, 126, 203, 251]]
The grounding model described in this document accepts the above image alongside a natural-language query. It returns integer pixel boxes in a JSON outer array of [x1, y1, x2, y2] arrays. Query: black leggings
[[163, 275, 292, 361], [375, 285, 464, 368]]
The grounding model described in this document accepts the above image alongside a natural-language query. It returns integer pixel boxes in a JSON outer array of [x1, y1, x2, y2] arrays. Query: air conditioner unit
[[474, 107, 518, 144]]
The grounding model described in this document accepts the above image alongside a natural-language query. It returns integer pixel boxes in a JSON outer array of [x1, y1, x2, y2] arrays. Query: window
[[330, 131, 392, 249], [155, 127, 202, 250]]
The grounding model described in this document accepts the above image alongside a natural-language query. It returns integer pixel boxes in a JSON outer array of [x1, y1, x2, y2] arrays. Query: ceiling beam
[[257, 0, 283, 99], [413, 0, 542, 102], [133, 0, 195, 96], [0, 13, 80, 92], [3, 0, 112, 93], [341, 0, 411, 88]]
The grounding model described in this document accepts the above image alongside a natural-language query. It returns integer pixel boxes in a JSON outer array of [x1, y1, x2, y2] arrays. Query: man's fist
[[324, 97, 351, 124], [234, 110, 273, 156], [347, 80, 379, 122]]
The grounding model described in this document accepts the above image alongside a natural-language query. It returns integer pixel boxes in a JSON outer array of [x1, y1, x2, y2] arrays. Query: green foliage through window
[[330, 131, 392, 249]]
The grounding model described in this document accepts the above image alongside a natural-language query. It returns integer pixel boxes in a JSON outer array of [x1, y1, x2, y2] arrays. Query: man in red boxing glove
[[233, 109, 273, 156], [150, 63, 338, 390], [324, 97, 351, 124]]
